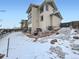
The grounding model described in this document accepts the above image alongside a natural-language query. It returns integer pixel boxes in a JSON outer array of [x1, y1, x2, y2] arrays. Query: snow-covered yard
[[0, 28, 79, 59]]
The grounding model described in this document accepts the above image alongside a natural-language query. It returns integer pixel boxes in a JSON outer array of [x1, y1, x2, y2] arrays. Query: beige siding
[[28, 23, 32, 28], [27, 3, 62, 32], [39, 4, 54, 31], [52, 15, 61, 30], [31, 7, 40, 33], [28, 11, 32, 28]]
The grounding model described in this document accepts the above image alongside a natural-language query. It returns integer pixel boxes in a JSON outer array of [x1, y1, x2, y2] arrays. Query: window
[[41, 16, 43, 21], [46, 4, 48, 11], [40, 8, 43, 13], [28, 13, 32, 20]]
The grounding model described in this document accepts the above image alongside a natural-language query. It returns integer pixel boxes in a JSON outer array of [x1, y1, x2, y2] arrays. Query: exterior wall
[[71, 22, 79, 29], [31, 7, 40, 33], [28, 11, 32, 28], [28, 23, 32, 28], [52, 15, 61, 30], [27, 3, 61, 33], [39, 4, 54, 31]]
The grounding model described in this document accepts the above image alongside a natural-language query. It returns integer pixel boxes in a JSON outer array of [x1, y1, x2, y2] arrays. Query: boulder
[[50, 39, 57, 44], [73, 36, 79, 39], [0, 53, 5, 59], [50, 46, 65, 59]]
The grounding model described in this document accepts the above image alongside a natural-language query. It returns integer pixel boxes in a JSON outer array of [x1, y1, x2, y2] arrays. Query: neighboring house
[[61, 21, 79, 29], [60, 22, 71, 27], [21, 20, 28, 29], [27, 0, 63, 33], [71, 21, 79, 29]]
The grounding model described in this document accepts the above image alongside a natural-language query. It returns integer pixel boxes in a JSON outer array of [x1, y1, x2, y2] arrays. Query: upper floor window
[[41, 16, 43, 21], [28, 13, 32, 20], [40, 8, 43, 13], [46, 4, 48, 11]]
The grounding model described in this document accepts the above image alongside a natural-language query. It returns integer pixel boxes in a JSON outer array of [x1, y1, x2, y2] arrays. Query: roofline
[[62, 21, 79, 23], [72, 21, 79, 23], [50, 12, 63, 19], [39, 0, 58, 10], [26, 0, 63, 19], [27, 0, 58, 13], [26, 4, 39, 13]]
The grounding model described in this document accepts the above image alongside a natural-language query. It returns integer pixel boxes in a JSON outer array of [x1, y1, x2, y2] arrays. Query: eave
[[26, 4, 39, 13]]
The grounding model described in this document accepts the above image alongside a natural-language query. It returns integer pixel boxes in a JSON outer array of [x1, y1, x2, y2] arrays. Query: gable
[[50, 12, 63, 20], [40, 0, 57, 11], [27, 4, 39, 13]]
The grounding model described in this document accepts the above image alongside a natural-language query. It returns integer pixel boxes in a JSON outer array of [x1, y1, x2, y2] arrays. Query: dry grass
[[25, 29, 59, 40]]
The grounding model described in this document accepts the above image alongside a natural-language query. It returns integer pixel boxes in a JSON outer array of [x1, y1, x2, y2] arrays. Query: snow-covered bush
[[72, 44, 79, 50], [71, 40, 79, 50], [49, 46, 65, 59]]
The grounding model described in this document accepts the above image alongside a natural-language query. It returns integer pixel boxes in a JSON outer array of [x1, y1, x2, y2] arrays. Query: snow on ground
[[0, 28, 79, 59]]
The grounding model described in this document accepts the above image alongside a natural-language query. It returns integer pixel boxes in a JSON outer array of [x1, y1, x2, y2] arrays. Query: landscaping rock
[[50, 39, 57, 44], [73, 36, 79, 39], [0, 53, 5, 59], [50, 46, 65, 59], [56, 32, 60, 35]]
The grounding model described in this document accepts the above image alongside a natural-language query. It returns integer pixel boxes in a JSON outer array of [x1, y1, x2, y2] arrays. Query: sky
[[0, 0, 79, 28]]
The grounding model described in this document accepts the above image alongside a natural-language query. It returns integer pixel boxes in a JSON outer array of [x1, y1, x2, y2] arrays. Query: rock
[[56, 32, 60, 35], [49, 46, 65, 59], [73, 36, 79, 39], [0, 53, 5, 59], [50, 39, 57, 44], [71, 44, 79, 50]]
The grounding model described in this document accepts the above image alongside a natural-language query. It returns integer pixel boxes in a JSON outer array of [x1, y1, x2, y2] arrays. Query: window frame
[[41, 16, 43, 21], [46, 4, 48, 11]]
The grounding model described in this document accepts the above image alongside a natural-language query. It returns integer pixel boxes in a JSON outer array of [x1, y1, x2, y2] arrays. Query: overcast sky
[[0, 0, 79, 28]]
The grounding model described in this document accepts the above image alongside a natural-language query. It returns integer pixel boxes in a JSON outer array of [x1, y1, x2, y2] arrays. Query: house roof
[[26, 0, 63, 19], [61, 21, 79, 24], [62, 19, 79, 23], [27, 4, 39, 13], [40, 0, 58, 10], [21, 20, 28, 24], [27, 0, 57, 13], [50, 11, 63, 19], [72, 21, 79, 23], [55, 12, 63, 19]]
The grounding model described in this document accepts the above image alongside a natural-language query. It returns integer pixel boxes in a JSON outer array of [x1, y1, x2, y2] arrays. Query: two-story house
[[27, 0, 63, 33]]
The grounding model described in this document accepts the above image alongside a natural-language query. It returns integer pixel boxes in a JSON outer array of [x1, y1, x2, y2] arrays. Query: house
[[60, 22, 71, 27], [27, 0, 63, 33], [71, 21, 79, 29], [60, 21, 79, 29], [21, 20, 28, 29]]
